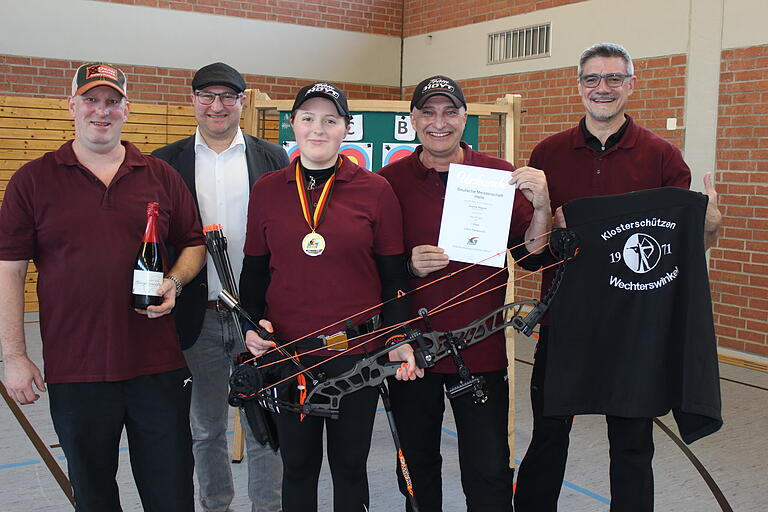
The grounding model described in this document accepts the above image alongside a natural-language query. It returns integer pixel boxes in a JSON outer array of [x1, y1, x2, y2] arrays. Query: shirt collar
[[411, 141, 471, 178], [54, 139, 145, 169], [285, 154, 358, 183], [579, 114, 632, 153], [194, 127, 246, 154]]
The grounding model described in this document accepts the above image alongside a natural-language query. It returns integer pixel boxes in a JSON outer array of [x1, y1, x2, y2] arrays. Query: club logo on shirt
[[601, 217, 679, 292], [622, 233, 661, 274]]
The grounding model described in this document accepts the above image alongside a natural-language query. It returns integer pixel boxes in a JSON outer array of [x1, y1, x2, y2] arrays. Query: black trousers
[[514, 326, 655, 512], [48, 367, 194, 512], [388, 370, 514, 512], [275, 355, 379, 512]]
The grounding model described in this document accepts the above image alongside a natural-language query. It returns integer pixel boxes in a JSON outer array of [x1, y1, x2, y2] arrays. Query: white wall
[[722, 0, 768, 50], [0, 0, 402, 86], [684, 0, 724, 194]]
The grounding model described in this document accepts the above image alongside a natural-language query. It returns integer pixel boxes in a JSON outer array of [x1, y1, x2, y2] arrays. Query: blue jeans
[[183, 309, 282, 512]]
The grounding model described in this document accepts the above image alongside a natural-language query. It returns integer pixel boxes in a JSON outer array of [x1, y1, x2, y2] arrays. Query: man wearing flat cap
[[0, 62, 206, 510], [153, 62, 287, 512], [379, 75, 552, 511]]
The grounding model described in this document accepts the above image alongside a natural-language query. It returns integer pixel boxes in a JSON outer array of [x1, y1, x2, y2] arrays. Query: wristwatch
[[165, 274, 183, 297]]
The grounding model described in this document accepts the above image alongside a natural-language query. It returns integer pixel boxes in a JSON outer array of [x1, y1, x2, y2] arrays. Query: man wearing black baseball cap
[[409, 75, 467, 111], [379, 75, 552, 511], [153, 62, 287, 512], [1, 62, 206, 510]]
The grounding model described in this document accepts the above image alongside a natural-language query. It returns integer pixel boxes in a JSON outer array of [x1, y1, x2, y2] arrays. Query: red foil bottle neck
[[142, 202, 160, 243]]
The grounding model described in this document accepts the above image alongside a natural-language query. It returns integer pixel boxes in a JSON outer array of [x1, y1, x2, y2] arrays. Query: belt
[[206, 300, 223, 310], [296, 314, 382, 352]]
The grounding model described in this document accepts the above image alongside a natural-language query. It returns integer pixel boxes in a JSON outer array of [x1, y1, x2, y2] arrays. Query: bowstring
[[256, 253, 572, 395], [252, 238, 548, 372], [241, 230, 553, 367]]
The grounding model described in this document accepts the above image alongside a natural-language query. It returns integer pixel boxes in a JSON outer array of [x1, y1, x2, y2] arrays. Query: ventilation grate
[[488, 23, 551, 64]]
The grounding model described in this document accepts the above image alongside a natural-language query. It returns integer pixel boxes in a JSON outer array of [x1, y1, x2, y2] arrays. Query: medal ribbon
[[295, 157, 340, 233]]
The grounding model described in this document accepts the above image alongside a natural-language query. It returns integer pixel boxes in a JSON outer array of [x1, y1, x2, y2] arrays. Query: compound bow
[[226, 227, 579, 419]]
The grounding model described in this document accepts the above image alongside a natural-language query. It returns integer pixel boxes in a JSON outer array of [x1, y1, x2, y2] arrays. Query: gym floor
[[1, 314, 767, 511]]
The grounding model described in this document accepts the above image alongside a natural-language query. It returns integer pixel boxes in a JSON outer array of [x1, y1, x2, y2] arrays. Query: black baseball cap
[[410, 75, 467, 110], [72, 63, 127, 97], [192, 62, 246, 93], [291, 82, 351, 119]]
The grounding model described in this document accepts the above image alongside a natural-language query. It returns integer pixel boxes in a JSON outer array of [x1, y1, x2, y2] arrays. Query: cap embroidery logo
[[307, 83, 340, 99], [422, 78, 454, 93], [85, 65, 119, 81]]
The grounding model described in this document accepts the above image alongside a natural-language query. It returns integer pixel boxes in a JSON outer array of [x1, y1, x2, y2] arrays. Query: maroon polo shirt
[[243, 156, 404, 353], [530, 116, 692, 322], [0, 140, 204, 383], [379, 142, 534, 373]]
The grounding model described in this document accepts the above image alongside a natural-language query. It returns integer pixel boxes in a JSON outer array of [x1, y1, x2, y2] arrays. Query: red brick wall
[[92, 0, 403, 36], [403, 0, 586, 37], [0, 55, 401, 104], [711, 45, 768, 357], [459, 55, 689, 301]]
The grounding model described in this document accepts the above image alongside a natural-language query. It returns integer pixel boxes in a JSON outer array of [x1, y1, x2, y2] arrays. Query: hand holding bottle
[[132, 202, 180, 318], [133, 202, 164, 309], [135, 277, 177, 319]]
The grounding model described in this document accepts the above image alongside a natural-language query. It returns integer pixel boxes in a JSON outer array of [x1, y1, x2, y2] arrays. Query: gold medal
[[295, 158, 341, 257], [301, 231, 326, 256]]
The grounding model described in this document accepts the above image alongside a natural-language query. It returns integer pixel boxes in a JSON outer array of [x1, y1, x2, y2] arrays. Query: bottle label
[[132, 270, 164, 296]]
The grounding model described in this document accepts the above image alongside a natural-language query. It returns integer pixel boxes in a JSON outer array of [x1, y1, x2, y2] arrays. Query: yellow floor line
[[718, 354, 768, 374]]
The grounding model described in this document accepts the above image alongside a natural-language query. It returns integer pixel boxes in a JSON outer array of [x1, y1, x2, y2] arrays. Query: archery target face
[[382, 143, 418, 167], [339, 143, 373, 170], [282, 141, 300, 161]]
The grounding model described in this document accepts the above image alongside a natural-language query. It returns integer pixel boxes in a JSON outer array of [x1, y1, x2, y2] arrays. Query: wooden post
[[497, 94, 523, 468], [231, 408, 245, 463], [0, 381, 74, 506]]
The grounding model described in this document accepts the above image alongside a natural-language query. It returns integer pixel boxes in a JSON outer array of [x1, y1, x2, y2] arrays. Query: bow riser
[[259, 300, 537, 417]]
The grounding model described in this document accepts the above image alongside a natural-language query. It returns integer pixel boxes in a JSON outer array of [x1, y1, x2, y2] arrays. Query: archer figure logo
[[604, 219, 678, 292], [622, 233, 661, 274]]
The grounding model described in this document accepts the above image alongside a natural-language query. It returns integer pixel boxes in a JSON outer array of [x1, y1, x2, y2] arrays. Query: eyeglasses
[[194, 91, 242, 106], [579, 73, 631, 88]]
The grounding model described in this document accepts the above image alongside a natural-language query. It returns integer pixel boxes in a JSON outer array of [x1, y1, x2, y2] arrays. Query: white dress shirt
[[194, 128, 250, 300]]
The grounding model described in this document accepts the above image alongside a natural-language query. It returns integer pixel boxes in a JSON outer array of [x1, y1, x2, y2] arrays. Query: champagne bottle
[[132, 202, 164, 309]]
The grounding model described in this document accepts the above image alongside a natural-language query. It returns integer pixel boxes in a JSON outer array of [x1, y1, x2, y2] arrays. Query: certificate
[[437, 163, 515, 268]]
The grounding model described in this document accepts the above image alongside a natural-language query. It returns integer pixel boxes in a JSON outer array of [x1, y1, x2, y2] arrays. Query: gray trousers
[[183, 309, 282, 512]]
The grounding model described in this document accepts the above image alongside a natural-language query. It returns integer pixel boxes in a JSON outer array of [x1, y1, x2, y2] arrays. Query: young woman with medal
[[240, 82, 424, 512]]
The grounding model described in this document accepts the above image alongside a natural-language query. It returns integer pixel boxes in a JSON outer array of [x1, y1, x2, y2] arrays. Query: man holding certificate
[[379, 75, 552, 512]]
